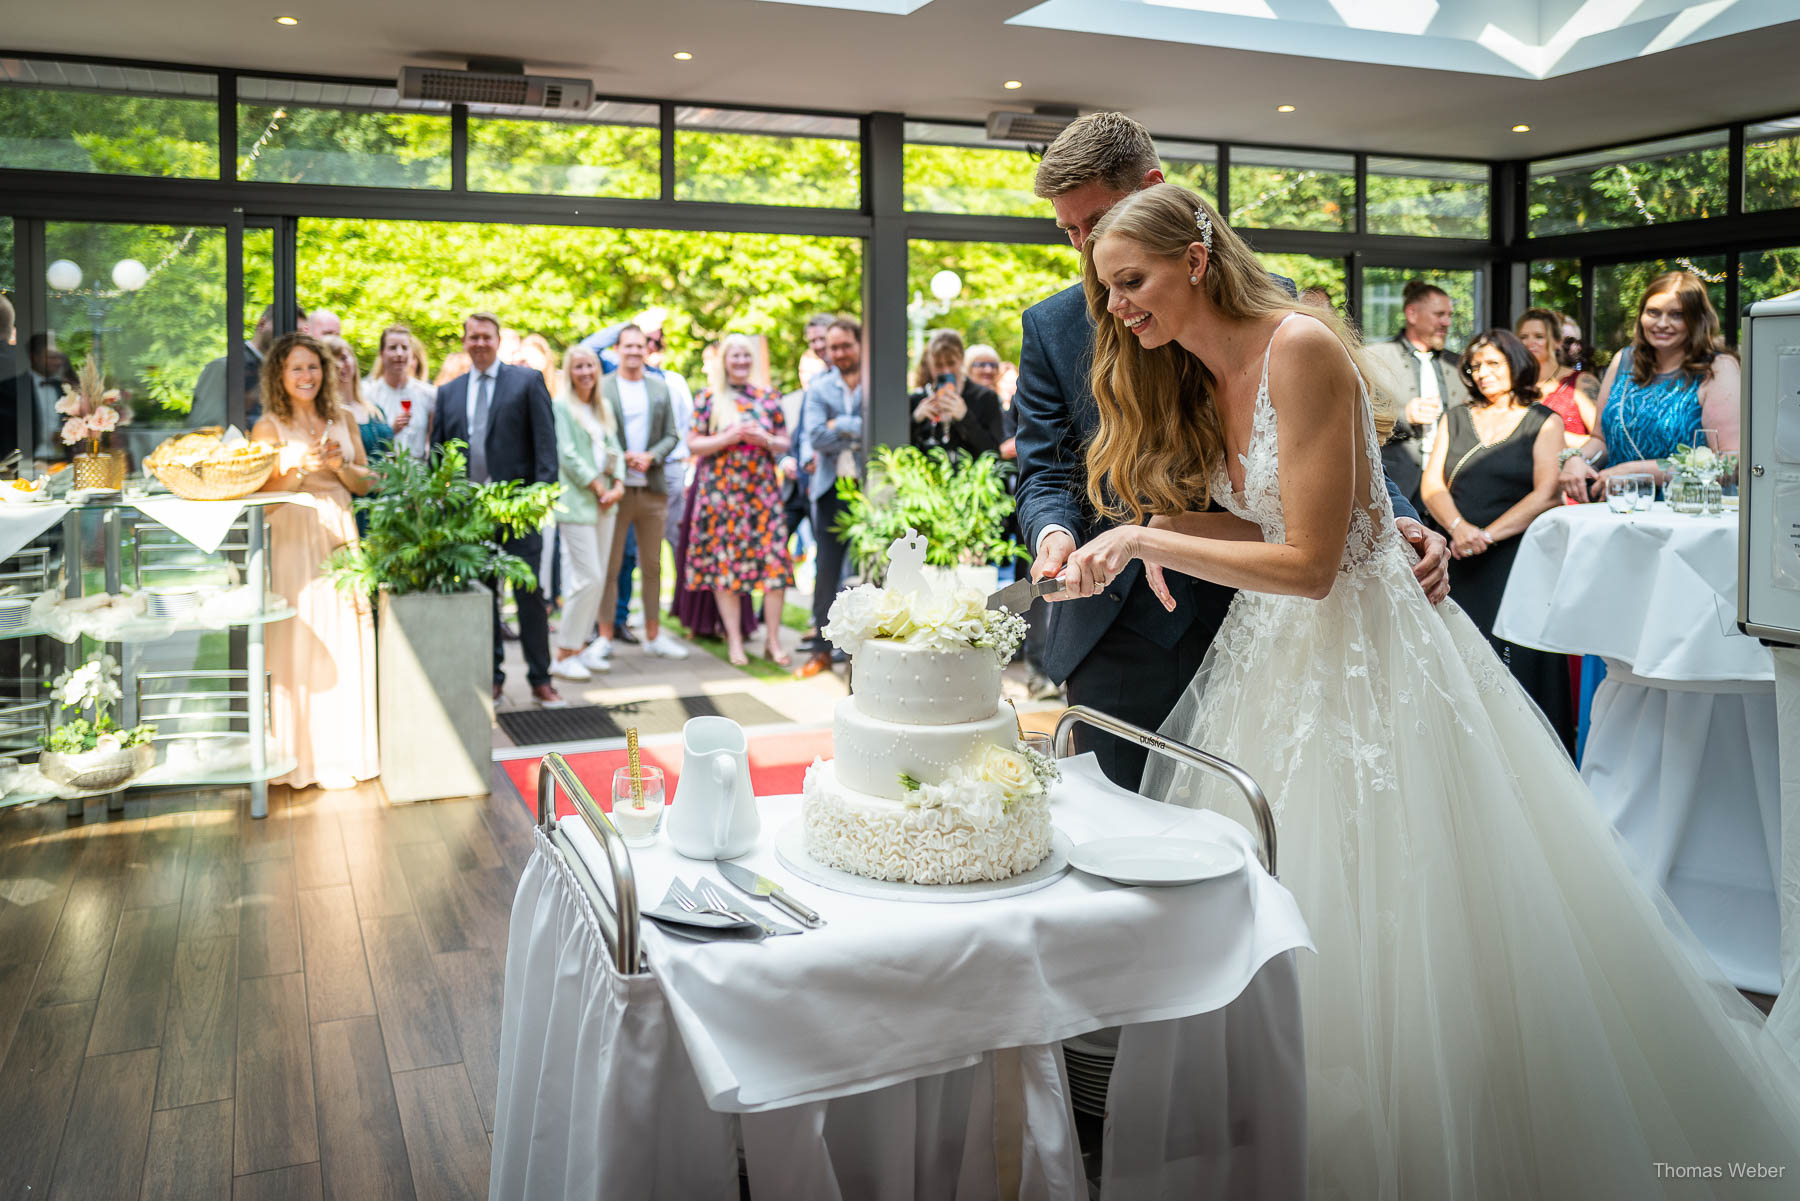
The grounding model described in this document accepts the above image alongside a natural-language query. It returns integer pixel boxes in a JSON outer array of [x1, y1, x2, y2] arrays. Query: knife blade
[[985, 576, 1066, 612], [716, 860, 826, 928]]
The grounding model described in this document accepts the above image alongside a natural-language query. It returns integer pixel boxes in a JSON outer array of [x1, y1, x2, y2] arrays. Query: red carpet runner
[[502, 726, 833, 822]]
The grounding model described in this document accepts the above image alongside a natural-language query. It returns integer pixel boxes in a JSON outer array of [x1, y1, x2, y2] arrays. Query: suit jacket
[[432, 362, 557, 488], [800, 368, 864, 503], [598, 372, 678, 492], [1364, 332, 1464, 509], [1013, 280, 1419, 685]]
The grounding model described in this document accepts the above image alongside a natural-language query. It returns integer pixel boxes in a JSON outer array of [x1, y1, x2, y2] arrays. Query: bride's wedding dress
[[1142, 317, 1800, 1198]]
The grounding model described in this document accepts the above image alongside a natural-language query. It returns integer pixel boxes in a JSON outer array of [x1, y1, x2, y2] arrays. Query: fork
[[697, 880, 780, 936], [673, 891, 770, 938]]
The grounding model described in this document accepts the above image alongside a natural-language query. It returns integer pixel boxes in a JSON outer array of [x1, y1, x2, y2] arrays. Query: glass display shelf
[[0, 735, 295, 809], [0, 601, 297, 643]]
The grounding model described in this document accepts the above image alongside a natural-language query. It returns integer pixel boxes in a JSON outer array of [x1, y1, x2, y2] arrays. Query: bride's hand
[[1053, 526, 1138, 600]]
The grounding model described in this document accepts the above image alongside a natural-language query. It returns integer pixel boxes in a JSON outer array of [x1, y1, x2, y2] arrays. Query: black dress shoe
[[830, 648, 848, 665], [615, 625, 641, 646], [500, 622, 520, 641]]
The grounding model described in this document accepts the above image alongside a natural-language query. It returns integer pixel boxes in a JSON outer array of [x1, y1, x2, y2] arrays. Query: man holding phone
[[907, 328, 1005, 458]]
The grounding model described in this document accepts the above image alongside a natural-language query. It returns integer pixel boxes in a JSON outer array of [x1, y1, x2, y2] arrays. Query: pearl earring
[[1189, 274, 1199, 285]]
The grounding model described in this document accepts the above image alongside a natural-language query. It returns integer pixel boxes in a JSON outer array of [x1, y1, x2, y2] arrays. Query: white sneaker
[[643, 632, 690, 659], [578, 641, 614, 672], [549, 656, 592, 682]]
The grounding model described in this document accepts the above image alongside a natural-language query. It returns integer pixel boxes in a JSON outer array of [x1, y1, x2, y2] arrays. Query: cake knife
[[985, 576, 1065, 612], [716, 860, 826, 928]]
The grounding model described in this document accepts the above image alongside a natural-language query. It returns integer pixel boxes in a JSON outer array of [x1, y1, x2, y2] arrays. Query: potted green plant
[[39, 654, 157, 791], [326, 441, 556, 803], [834, 446, 1023, 592]]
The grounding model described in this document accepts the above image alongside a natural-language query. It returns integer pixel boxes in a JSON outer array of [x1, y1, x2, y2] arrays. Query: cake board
[[774, 819, 1073, 903]]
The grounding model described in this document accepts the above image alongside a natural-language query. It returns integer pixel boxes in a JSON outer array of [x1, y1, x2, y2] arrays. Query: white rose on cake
[[979, 745, 1041, 804], [875, 588, 921, 641], [822, 583, 886, 650], [904, 588, 988, 651]]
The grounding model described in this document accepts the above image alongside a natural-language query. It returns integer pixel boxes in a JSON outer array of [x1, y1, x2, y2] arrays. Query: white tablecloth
[[490, 754, 1313, 1201], [1495, 503, 1783, 992]]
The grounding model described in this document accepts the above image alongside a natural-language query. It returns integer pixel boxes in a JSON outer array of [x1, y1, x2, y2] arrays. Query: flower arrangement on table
[[38, 654, 156, 790], [1665, 442, 1736, 483], [898, 741, 1060, 823], [823, 581, 1027, 661], [55, 358, 132, 490]]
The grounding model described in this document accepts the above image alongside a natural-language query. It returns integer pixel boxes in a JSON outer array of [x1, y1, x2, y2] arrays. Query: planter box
[[378, 586, 493, 803]]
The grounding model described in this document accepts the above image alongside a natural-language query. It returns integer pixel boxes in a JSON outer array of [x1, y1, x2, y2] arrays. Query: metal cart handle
[[538, 752, 642, 973], [1053, 705, 1277, 878]]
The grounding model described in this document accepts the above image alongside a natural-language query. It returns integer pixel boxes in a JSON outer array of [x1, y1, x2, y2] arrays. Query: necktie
[[470, 372, 492, 482]]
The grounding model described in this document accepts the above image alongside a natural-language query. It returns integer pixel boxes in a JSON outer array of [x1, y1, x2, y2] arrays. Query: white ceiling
[[6, 0, 1800, 158]]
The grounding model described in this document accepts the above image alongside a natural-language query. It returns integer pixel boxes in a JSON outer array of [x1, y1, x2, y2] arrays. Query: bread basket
[[145, 428, 279, 500]]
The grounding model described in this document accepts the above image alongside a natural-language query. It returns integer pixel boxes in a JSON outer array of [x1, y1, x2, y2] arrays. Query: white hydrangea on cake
[[801, 530, 1056, 885]]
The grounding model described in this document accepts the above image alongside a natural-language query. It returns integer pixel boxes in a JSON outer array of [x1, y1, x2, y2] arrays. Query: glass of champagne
[[610, 765, 666, 847]]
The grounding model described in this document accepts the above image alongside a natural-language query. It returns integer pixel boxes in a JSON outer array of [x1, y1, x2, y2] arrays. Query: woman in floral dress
[[683, 335, 794, 667]]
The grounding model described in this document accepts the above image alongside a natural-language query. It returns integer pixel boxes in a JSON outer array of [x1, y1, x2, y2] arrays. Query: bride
[[1052, 182, 1800, 1198]]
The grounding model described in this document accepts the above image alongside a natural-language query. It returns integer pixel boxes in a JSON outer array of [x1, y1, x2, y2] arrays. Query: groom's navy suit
[[1014, 280, 1420, 787]]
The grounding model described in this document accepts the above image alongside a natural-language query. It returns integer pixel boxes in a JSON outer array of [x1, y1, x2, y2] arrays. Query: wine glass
[[1690, 428, 1723, 480]]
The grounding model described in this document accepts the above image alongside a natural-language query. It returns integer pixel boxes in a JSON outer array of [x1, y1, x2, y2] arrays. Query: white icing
[[833, 698, 1017, 799], [851, 639, 1002, 725], [802, 761, 1053, 884]]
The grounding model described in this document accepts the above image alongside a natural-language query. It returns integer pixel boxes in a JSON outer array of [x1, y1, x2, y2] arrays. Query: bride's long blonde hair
[[1081, 183, 1388, 525]]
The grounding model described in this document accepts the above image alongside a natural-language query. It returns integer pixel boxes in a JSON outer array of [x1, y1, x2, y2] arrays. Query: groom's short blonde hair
[[1033, 112, 1160, 199]]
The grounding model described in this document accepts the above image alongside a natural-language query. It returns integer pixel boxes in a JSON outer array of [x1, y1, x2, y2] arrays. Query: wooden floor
[[0, 772, 533, 1201]]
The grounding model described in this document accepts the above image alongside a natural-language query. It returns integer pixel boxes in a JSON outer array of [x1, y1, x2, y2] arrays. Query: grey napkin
[[692, 877, 803, 937], [643, 878, 766, 943]]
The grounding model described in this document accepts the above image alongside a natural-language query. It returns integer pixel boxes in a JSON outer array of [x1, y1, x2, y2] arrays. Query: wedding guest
[[681, 334, 794, 667], [435, 352, 471, 387], [432, 312, 564, 707], [548, 345, 625, 683], [408, 333, 432, 383], [964, 343, 1004, 399], [365, 324, 435, 460], [798, 312, 834, 389], [1560, 272, 1740, 502], [1515, 307, 1598, 449], [253, 333, 377, 790], [1420, 329, 1571, 746], [307, 308, 343, 339], [192, 303, 301, 430], [1364, 279, 1459, 510], [797, 317, 866, 678], [515, 332, 557, 394], [595, 325, 689, 660], [321, 335, 394, 465], [908, 329, 1005, 458]]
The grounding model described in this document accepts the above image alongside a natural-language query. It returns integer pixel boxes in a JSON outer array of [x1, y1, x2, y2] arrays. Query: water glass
[[1606, 475, 1637, 514], [610, 764, 667, 847], [1627, 473, 1655, 511], [1020, 732, 1056, 759]]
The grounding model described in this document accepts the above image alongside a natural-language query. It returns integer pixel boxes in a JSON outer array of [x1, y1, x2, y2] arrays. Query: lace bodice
[[1211, 315, 1403, 583]]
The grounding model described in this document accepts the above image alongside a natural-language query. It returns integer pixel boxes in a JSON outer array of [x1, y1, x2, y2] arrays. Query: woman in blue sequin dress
[[1559, 271, 1740, 502]]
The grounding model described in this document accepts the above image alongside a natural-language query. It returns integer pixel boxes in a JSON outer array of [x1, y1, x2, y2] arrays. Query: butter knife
[[715, 860, 826, 928], [985, 576, 1066, 612]]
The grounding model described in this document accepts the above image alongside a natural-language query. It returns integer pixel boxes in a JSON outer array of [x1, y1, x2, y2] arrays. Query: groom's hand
[[1032, 531, 1077, 582], [1395, 517, 1450, 605]]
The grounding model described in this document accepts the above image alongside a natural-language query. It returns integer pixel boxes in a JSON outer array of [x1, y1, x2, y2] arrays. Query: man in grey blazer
[[1014, 114, 1450, 788], [595, 324, 688, 659], [795, 316, 865, 677]]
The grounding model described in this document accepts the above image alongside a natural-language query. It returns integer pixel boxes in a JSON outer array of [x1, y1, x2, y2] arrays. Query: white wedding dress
[[1143, 316, 1800, 1198]]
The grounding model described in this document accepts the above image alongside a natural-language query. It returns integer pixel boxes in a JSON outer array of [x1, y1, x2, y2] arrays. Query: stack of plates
[[1063, 1027, 1119, 1117], [145, 587, 201, 622], [0, 597, 34, 632]]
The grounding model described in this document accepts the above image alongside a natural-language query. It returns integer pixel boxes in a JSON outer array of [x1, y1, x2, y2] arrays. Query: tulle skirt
[[1144, 541, 1800, 1198]]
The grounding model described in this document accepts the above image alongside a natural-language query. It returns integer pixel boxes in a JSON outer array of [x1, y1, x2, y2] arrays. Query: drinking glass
[[610, 765, 666, 847], [1627, 472, 1655, 511], [1606, 475, 1637, 514], [1020, 732, 1055, 759]]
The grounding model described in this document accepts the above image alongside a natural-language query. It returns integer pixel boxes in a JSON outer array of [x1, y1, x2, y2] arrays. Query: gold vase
[[72, 449, 126, 492]]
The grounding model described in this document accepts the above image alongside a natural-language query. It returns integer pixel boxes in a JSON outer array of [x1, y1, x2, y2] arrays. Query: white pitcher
[[667, 716, 760, 860]]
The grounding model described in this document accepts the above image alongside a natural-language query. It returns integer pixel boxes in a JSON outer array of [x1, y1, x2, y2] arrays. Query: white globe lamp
[[111, 259, 149, 292], [46, 259, 83, 292], [929, 270, 963, 304]]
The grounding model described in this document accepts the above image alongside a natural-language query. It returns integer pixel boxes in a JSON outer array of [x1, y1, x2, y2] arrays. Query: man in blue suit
[[1014, 113, 1450, 788], [433, 312, 564, 708]]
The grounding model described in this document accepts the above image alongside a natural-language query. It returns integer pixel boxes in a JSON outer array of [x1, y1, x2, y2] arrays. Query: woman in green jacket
[[549, 345, 625, 683]]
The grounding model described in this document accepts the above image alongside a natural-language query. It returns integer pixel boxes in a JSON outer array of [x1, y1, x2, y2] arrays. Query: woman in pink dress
[[253, 333, 379, 790], [1515, 307, 1598, 448]]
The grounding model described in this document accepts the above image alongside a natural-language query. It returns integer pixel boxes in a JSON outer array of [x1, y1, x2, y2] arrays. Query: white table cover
[[131, 491, 298, 553], [491, 754, 1312, 1201], [0, 500, 70, 562], [1495, 503, 1783, 991]]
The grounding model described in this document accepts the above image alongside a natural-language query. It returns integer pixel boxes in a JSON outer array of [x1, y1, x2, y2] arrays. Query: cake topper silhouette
[[885, 528, 930, 596]]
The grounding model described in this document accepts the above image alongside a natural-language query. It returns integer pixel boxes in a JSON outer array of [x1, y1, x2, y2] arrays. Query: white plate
[[1065, 836, 1244, 886], [774, 819, 1072, 904]]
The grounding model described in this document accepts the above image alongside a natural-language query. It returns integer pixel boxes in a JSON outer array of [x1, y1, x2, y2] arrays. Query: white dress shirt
[[617, 376, 651, 487]]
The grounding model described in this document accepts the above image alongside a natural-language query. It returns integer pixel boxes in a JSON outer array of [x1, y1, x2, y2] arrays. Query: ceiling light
[[1003, 80, 1023, 89], [1512, 123, 1531, 132], [673, 51, 693, 60], [1276, 104, 1296, 112], [274, 15, 298, 24]]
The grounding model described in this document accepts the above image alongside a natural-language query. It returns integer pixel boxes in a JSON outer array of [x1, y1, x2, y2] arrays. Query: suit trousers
[[494, 531, 552, 688], [1063, 610, 1214, 793], [809, 489, 850, 651], [601, 486, 670, 633]]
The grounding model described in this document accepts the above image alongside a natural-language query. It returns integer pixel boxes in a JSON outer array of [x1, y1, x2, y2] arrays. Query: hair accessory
[[1193, 207, 1214, 252]]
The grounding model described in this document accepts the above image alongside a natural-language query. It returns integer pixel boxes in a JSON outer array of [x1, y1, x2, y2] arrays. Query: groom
[[1015, 113, 1450, 788]]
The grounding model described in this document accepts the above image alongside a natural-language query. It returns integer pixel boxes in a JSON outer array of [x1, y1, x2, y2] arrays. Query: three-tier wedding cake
[[801, 533, 1056, 884]]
